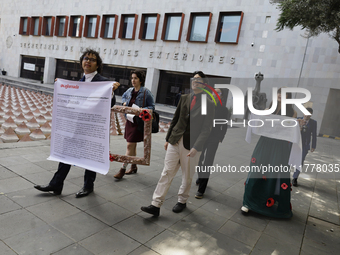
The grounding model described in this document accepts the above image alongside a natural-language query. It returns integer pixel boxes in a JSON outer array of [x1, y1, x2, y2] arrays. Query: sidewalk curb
[[318, 134, 340, 140]]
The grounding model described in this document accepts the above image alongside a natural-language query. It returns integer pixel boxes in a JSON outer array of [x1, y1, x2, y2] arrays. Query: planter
[[2, 71, 7, 75]]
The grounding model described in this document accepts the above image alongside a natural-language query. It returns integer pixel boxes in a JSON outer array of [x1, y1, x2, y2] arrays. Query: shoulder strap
[[142, 89, 146, 108]]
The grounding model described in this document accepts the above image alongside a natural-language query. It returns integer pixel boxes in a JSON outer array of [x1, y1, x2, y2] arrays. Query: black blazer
[[298, 117, 317, 150], [166, 93, 215, 151], [209, 104, 229, 142], [80, 73, 116, 107]]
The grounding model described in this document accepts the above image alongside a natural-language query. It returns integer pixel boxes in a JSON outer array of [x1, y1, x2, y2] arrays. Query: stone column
[[145, 67, 160, 100], [43, 57, 56, 84]]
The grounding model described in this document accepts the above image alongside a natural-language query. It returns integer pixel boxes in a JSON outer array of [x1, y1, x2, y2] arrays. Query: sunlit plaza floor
[[0, 126, 339, 255]]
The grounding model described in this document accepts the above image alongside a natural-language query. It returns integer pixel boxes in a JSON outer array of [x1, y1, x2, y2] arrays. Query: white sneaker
[[241, 206, 249, 213]]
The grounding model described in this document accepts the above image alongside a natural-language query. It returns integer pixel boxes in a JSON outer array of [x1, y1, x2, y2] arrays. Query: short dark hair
[[131, 69, 146, 87], [79, 48, 103, 74], [193, 70, 206, 78], [306, 107, 313, 114]]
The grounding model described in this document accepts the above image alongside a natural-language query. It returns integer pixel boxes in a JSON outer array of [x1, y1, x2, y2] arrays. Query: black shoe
[[34, 184, 63, 195], [75, 187, 93, 198], [141, 205, 160, 217], [292, 178, 298, 187], [195, 192, 204, 199], [172, 202, 186, 213]]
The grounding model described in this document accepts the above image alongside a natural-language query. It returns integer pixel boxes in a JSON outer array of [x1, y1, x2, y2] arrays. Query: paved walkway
[[0, 127, 339, 254]]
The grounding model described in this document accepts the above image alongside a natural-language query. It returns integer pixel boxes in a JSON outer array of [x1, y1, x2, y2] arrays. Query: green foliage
[[274, 0, 340, 52]]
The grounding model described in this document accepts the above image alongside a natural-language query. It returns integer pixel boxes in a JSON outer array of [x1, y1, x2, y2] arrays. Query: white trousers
[[152, 137, 201, 207]]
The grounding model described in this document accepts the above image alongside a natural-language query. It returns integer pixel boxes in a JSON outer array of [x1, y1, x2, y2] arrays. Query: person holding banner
[[113, 70, 155, 179], [242, 88, 297, 218], [34, 49, 119, 198]]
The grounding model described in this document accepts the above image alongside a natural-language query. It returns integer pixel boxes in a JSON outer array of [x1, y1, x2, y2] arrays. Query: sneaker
[[241, 206, 249, 215], [141, 205, 160, 217], [172, 202, 186, 213], [195, 192, 204, 199]]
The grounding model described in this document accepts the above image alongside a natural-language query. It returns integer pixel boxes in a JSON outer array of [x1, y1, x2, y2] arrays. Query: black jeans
[[197, 140, 220, 194], [49, 162, 96, 190]]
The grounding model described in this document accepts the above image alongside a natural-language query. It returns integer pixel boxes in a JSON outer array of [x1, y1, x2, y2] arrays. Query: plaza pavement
[[0, 126, 339, 255]]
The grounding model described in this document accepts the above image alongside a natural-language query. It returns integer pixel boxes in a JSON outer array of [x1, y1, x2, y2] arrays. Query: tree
[[273, 0, 340, 53]]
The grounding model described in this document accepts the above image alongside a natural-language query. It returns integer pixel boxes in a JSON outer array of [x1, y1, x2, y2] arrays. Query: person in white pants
[[141, 71, 215, 216]]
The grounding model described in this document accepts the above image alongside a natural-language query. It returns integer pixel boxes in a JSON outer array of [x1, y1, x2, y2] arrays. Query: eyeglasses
[[83, 57, 97, 62]]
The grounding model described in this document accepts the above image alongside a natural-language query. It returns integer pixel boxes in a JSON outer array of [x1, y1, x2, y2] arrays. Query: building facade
[[1, 0, 340, 136]]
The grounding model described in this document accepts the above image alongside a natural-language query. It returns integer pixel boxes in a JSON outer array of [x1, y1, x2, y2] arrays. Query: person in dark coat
[[292, 107, 317, 186], [195, 88, 229, 199], [175, 91, 182, 106], [34, 49, 119, 198]]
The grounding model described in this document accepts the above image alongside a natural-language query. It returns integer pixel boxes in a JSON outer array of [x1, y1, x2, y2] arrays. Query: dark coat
[[166, 93, 215, 151], [209, 104, 229, 142], [298, 117, 317, 151]]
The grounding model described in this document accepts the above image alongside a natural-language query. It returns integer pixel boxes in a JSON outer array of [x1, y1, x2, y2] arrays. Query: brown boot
[[114, 168, 126, 179], [126, 164, 138, 175]]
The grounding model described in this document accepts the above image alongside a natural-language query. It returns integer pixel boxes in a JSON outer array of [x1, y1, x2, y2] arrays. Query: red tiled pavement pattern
[[0, 83, 170, 143]]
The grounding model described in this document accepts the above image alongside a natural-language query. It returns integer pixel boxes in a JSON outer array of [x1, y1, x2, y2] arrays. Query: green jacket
[[166, 93, 215, 151]]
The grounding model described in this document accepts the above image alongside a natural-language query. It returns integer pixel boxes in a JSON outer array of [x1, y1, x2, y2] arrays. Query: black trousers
[[49, 162, 96, 190], [197, 140, 220, 194]]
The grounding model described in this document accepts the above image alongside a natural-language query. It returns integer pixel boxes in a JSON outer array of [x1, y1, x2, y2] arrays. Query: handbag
[[136, 89, 159, 133]]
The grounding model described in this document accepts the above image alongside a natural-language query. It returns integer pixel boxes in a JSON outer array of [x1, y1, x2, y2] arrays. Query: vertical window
[[139, 14, 160, 40], [187, 13, 212, 42], [265, 16, 271, 23], [59, 17, 66, 35], [161, 13, 184, 41], [88, 17, 96, 37], [100, 15, 118, 39], [84, 15, 100, 38], [42, 17, 55, 36], [44, 17, 52, 35], [55, 16, 68, 37], [72, 17, 81, 36], [215, 12, 244, 44], [123, 17, 134, 38], [33, 18, 39, 35], [23, 18, 28, 34], [30, 17, 42, 36], [69, 15, 83, 37], [119, 14, 138, 39], [19, 17, 30, 35]]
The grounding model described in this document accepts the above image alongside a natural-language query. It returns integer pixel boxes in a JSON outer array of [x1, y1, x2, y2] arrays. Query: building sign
[[20, 40, 236, 65], [23, 62, 35, 71]]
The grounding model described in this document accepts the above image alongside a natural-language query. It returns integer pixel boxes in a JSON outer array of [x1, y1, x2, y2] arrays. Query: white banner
[[245, 114, 302, 168], [48, 79, 113, 175]]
